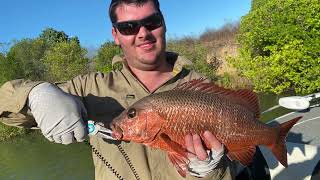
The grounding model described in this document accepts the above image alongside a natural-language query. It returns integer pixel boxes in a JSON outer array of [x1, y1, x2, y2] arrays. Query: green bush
[[167, 38, 217, 80], [0, 28, 89, 139], [93, 42, 122, 73], [232, 0, 320, 94], [4, 28, 85, 82], [0, 124, 29, 142], [0, 53, 15, 86], [200, 22, 239, 43], [6, 39, 47, 81], [43, 40, 89, 82]]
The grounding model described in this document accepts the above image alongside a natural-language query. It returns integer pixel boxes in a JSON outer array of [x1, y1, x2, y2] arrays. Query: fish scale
[[155, 90, 255, 142], [111, 79, 302, 177]]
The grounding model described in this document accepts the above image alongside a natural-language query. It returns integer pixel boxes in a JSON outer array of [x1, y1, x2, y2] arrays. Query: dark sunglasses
[[113, 13, 163, 35]]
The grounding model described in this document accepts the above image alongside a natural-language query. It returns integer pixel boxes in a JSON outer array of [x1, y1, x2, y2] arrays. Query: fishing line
[[261, 105, 281, 114], [84, 140, 141, 180], [267, 103, 320, 124], [84, 140, 124, 180], [294, 116, 320, 127]]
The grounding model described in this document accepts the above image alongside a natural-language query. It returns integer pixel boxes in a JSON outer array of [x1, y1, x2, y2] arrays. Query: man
[[0, 0, 235, 179]]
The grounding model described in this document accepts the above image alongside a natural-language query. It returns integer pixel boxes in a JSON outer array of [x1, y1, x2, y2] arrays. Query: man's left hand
[[185, 131, 224, 177]]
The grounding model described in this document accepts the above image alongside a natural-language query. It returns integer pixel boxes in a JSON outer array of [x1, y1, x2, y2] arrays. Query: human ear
[[112, 27, 120, 45]]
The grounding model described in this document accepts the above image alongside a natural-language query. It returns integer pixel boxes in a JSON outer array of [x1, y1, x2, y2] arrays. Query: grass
[[200, 22, 239, 44], [167, 21, 252, 89], [0, 123, 39, 142]]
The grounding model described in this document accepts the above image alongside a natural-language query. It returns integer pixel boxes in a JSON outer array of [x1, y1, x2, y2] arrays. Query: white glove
[[28, 82, 87, 144], [188, 145, 225, 177]]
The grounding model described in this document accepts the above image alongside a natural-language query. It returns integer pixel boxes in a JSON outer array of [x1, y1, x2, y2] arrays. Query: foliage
[[0, 124, 29, 142], [0, 54, 9, 85], [0, 53, 18, 86], [39, 28, 70, 45], [43, 40, 89, 82], [93, 42, 122, 73], [167, 38, 217, 80], [4, 28, 88, 83], [199, 22, 239, 43], [232, 0, 320, 94], [0, 28, 89, 139], [6, 39, 47, 81], [0, 53, 4, 60]]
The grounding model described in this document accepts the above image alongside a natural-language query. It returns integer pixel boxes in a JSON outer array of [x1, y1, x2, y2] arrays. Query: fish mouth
[[110, 123, 123, 140]]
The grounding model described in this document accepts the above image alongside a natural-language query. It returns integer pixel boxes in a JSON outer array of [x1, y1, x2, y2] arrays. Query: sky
[[0, 0, 252, 50]]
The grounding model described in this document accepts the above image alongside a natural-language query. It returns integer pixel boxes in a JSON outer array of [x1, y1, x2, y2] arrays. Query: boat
[[237, 93, 320, 180]]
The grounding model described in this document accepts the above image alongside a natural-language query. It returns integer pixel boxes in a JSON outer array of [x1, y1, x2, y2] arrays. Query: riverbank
[[167, 22, 253, 90], [0, 124, 38, 142]]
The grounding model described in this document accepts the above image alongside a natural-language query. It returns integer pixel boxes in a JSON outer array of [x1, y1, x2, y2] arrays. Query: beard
[[125, 48, 167, 71]]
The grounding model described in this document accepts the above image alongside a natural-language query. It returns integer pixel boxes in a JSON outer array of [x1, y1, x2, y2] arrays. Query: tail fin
[[269, 116, 302, 167]]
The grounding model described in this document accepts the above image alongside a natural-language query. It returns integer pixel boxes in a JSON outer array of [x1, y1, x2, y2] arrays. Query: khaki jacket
[[0, 52, 235, 180]]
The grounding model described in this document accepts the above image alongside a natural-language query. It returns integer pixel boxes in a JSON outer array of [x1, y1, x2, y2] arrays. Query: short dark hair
[[109, 0, 162, 23]]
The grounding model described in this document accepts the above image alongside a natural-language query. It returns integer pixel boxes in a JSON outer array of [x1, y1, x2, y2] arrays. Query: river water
[[0, 134, 94, 180], [0, 93, 291, 179]]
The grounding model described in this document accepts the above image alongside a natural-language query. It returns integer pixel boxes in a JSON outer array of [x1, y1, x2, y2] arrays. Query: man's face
[[112, 1, 166, 71]]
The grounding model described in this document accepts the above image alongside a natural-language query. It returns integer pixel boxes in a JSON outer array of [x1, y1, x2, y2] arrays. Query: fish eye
[[127, 108, 136, 119]]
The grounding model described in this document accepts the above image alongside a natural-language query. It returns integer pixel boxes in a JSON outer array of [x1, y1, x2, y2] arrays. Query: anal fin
[[160, 133, 189, 177], [168, 152, 189, 177], [160, 133, 188, 159], [227, 146, 256, 166]]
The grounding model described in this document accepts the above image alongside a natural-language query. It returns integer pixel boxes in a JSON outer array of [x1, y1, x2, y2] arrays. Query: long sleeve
[[0, 73, 101, 128], [0, 79, 43, 128]]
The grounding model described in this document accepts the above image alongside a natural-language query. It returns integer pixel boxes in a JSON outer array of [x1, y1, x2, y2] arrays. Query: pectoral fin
[[160, 133, 188, 159], [227, 146, 256, 166], [160, 133, 189, 177], [168, 152, 189, 177]]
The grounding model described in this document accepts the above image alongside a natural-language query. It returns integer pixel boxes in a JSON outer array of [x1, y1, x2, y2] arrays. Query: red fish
[[110, 79, 301, 177]]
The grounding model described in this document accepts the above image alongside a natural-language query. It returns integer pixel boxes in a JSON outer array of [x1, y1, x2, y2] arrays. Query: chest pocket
[[85, 94, 125, 125], [85, 93, 140, 125]]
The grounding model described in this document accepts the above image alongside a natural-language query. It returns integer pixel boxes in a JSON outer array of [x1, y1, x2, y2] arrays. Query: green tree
[[0, 28, 87, 140], [39, 28, 69, 45], [167, 38, 216, 80], [251, 0, 268, 10], [0, 53, 12, 85], [93, 42, 121, 73], [0, 52, 29, 140], [5, 28, 84, 82], [232, 0, 320, 94], [6, 39, 47, 80], [43, 40, 89, 82]]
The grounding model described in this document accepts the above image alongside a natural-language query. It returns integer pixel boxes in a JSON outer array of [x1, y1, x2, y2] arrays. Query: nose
[[137, 26, 151, 39]]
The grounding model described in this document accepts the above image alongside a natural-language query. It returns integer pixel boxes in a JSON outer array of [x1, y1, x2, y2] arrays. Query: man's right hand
[[28, 82, 87, 144]]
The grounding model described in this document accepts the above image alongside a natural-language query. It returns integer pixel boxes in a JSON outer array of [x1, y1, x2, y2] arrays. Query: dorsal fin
[[175, 79, 260, 119]]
